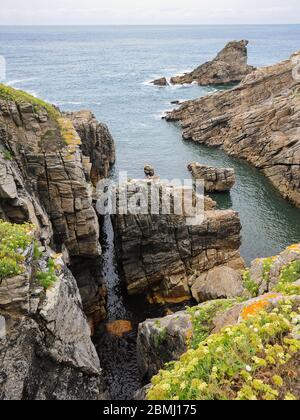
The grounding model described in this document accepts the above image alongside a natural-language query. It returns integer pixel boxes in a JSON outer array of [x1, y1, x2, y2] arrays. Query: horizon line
[[1, 23, 300, 27]]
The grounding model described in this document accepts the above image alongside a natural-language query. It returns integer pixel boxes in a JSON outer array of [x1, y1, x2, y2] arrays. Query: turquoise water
[[0, 25, 300, 263]]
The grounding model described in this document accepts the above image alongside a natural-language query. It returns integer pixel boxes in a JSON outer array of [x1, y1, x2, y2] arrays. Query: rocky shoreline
[[0, 39, 300, 400], [165, 50, 300, 207]]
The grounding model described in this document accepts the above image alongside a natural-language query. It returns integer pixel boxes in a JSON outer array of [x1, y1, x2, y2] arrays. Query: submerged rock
[[170, 40, 255, 86], [188, 162, 236, 192], [166, 51, 300, 207]]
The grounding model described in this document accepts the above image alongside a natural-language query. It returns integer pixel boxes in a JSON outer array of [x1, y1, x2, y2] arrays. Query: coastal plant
[[36, 258, 58, 290], [0, 83, 60, 121], [147, 298, 300, 401], [153, 326, 168, 348], [0, 221, 34, 279], [243, 270, 259, 297], [273, 260, 300, 295], [2, 148, 12, 160], [187, 299, 236, 349]]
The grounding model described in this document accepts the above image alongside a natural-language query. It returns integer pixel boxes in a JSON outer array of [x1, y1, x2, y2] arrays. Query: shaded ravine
[[94, 216, 192, 400]]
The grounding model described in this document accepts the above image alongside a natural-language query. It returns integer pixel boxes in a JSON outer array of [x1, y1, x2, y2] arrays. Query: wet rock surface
[[170, 40, 255, 86], [151, 77, 168, 86]]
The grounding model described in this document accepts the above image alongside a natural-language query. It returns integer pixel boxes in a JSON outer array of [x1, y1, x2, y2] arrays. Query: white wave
[[57, 101, 83, 106], [6, 78, 35, 87], [153, 108, 174, 120]]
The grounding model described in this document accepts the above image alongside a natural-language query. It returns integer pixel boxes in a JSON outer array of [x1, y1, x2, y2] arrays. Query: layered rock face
[[188, 162, 236, 192], [166, 51, 300, 207], [113, 178, 244, 301], [0, 87, 115, 325], [0, 235, 106, 400], [67, 110, 115, 186], [170, 40, 255, 86]]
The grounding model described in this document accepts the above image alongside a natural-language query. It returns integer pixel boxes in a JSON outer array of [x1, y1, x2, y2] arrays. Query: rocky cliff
[[0, 85, 116, 399], [113, 178, 244, 302], [0, 222, 107, 400], [0, 84, 115, 324], [170, 40, 255, 86], [166, 51, 300, 207]]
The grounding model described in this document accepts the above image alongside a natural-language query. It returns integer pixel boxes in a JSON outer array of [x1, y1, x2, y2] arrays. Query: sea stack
[[170, 40, 255, 86]]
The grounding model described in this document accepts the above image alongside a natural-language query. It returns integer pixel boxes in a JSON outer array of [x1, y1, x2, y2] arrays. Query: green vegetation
[[153, 326, 168, 348], [0, 83, 60, 121], [187, 300, 235, 349], [0, 220, 33, 280], [243, 257, 275, 298], [37, 258, 58, 290], [147, 248, 300, 401], [243, 270, 259, 297], [147, 299, 300, 401], [2, 148, 13, 161], [274, 260, 300, 295]]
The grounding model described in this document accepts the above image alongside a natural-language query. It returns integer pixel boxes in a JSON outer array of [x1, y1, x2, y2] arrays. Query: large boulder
[[188, 162, 236, 192], [191, 266, 244, 302], [170, 40, 255, 86]]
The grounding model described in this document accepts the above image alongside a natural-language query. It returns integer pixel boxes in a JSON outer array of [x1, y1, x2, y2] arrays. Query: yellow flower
[[272, 375, 283, 387]]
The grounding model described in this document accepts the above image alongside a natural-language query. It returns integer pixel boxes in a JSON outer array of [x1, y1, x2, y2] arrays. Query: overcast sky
[[0, 0, 299, 25]]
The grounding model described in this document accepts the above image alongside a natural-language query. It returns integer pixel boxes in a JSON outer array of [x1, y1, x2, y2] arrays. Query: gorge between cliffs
[[0, 26, 300, 401]]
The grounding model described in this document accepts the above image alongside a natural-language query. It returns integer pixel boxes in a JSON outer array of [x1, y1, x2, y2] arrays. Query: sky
[[0, 0, 300, 25]]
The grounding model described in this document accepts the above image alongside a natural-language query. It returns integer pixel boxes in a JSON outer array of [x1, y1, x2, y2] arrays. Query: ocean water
[[0, 25, 300, 263]]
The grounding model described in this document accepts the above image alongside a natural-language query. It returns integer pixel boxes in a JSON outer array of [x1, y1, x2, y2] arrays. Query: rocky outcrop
[[137, 309, 192, 379], [166, 51, 300, 207], [188, 162, 236, 192], [151, 77, 168, 87], [0, 86, 116, 325], [67, 110, 115, 186], [113, 178, 244, 302], [0, 236, 107, 400], [191, 266, 244, 302], [170, 40, 255, 86]]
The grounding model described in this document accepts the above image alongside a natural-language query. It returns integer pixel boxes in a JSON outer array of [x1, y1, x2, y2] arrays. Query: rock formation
[[166, 51, 300, 207], [151, 77, 168, 86], [113, 178, 244, 302], [188, 162, 236, 192], [170, 40, 255, 86], [66, 110, 115, 186], [0, 85, 115, 327], [144, 164, 155, 178], [0, 226, 107, 400]]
